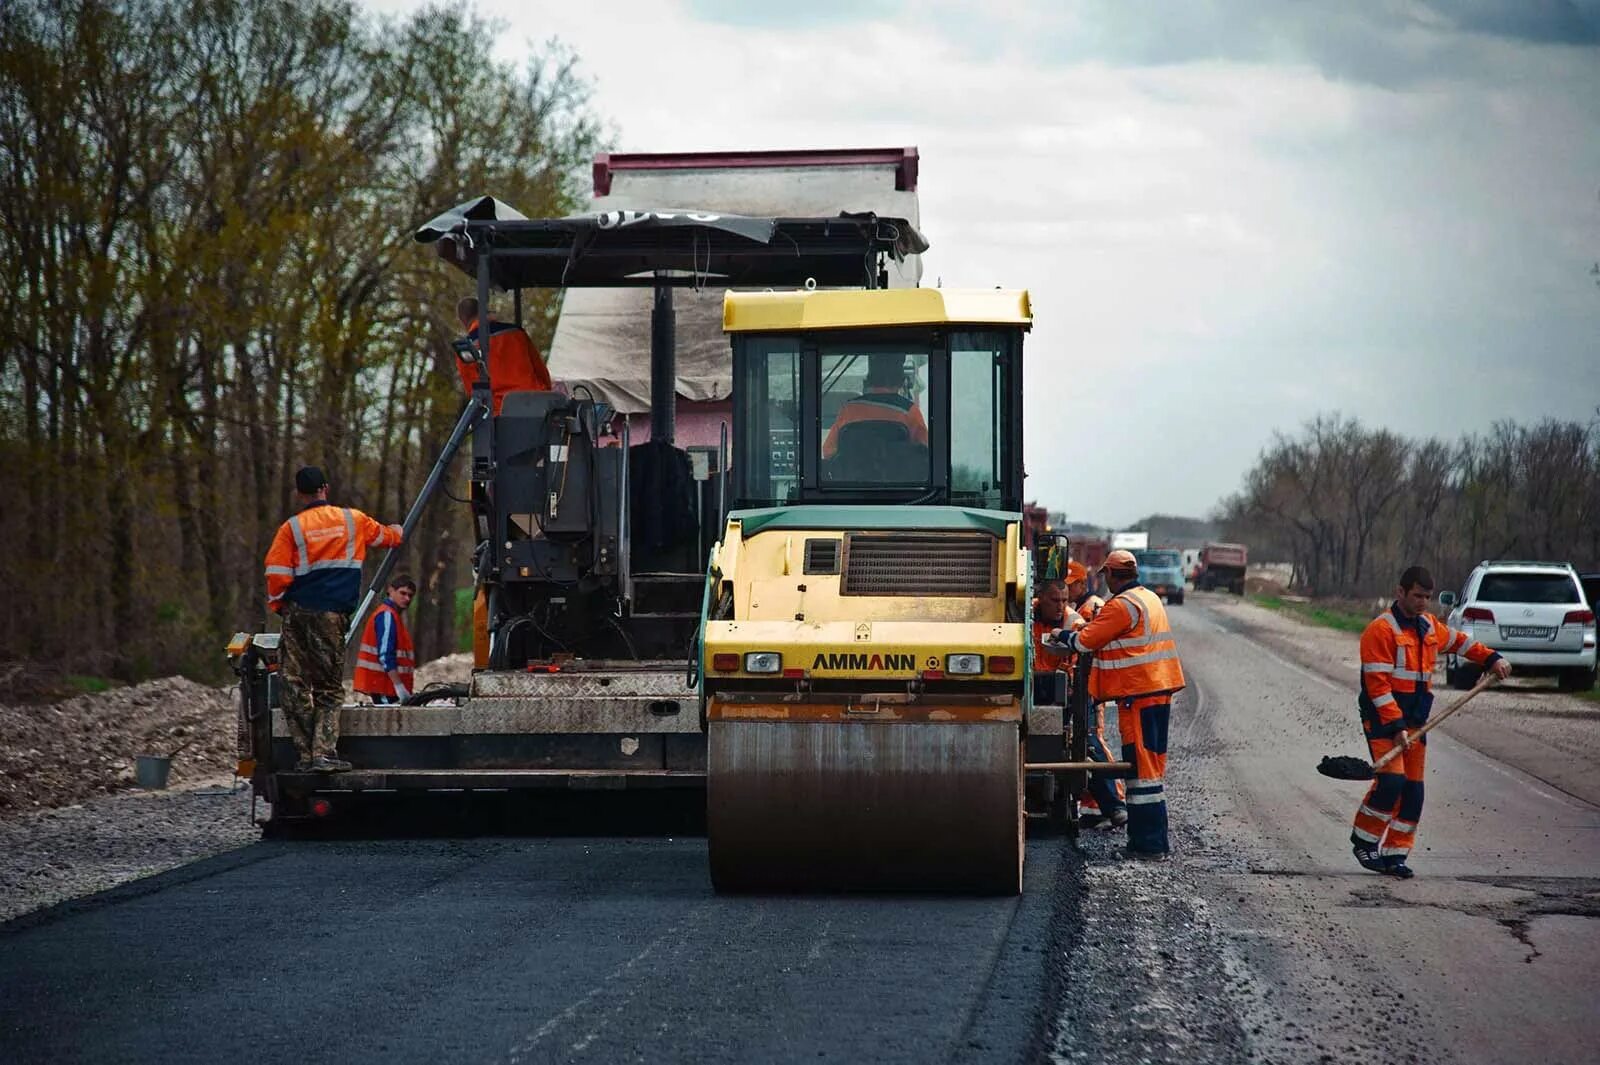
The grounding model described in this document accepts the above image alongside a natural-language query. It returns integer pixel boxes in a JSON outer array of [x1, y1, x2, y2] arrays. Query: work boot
[[309, 755, 352, 773], [1352, 843, 1386, 873], [1108, 808, 1129, 829], [1079, 812, 1111, 831], [1122, 847, 1169, 862], [1382, 857, 1415, 880]]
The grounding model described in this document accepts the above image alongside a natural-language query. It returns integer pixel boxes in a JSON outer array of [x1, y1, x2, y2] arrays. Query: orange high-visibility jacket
[[1074, 585, 1185, 701], [458, 318, 552, 415], [1033, 612, 1068, 672], [264, 502, 403, 614], [1358, 606, 1500, 734], [354, 599, 415, 697], [821, 388, 929, 459]]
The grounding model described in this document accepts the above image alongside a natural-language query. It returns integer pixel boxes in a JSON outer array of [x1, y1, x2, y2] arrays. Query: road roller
[[700, 287, 1035, 893]]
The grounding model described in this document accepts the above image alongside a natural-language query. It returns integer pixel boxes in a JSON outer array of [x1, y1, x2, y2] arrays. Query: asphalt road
[[3, 597, 1597, 1064]]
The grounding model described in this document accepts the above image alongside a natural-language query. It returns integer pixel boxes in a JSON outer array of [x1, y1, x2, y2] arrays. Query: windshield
[[1476, 573, 1581, 604], [1136, 551, 1182, 569], [731, 327, 1019, 510]]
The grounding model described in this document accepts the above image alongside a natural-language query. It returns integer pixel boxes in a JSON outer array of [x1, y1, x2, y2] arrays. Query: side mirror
[[1438, 591, 1457, 610]]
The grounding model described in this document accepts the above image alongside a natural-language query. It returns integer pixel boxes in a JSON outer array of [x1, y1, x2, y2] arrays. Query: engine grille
[[842, 533, 996, 597]]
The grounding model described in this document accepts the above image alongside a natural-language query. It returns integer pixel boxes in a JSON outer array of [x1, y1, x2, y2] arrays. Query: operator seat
[[824, 420, 929, 483]]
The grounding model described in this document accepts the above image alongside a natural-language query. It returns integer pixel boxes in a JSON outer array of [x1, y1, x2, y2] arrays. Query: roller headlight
[[945, 653, 984, 675], [744, 652, 782, 674]]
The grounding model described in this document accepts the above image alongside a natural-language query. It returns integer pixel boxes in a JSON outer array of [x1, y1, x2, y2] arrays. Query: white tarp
[[548, 164, 922, 413]]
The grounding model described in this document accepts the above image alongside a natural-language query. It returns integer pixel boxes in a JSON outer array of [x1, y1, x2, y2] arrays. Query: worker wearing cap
[[1351, 565, 1510, 879], [1046, 549, 1183, 857], [264, 466, 404, 772], [822, 353, 930, 460], [456, 297, 552, 416], [1063, 560, 1126, 830], [354, 575, 417, 705]]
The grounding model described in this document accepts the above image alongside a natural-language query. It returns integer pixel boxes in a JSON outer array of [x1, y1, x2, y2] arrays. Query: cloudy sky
[[369, 0, 1600, 526]]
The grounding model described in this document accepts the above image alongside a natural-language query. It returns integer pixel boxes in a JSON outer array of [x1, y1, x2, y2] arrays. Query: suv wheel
[[1558, 667, 1598, 693], [1447, 661, 1480, 691]]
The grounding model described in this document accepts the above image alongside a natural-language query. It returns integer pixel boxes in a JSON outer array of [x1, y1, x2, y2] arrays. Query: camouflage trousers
[[279, 604, 349, 764]]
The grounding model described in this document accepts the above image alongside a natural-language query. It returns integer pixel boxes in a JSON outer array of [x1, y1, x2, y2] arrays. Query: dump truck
[[1195, 541, 1248, 594], [698, 287, 1113, 894]]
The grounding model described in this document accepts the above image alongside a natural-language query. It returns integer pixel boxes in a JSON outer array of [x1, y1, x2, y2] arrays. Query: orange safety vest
[[821, 388, 929, 459], [1075, 585, 1185, 701], [264, 502, 402, 614], [354, 599, 415, 697], [458, 318, 552, 415], [1358, 605, 1498, 732]]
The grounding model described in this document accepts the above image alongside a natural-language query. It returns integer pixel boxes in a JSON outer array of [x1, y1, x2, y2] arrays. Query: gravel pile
[[0, 676, 238, 818]]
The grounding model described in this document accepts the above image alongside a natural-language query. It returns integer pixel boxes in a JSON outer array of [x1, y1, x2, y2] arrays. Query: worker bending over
[[264, 466, 404, 772], [456, 296, 552, 415], [1062, 560, 1126, 830], [1351, 566, 1509, 878], [354, 575, 417, 705], [1047, 549, 1182, 857]]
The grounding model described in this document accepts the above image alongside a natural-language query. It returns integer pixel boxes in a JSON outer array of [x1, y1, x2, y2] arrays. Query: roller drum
[[707, 718, 1023, 894]]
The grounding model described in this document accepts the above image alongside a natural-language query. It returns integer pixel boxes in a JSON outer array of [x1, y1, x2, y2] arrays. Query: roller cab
[[704, 289, 1033, 893]]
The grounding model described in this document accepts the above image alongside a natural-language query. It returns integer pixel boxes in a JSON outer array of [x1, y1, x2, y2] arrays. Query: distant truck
[[1195, 542, 1248, 594], [1132, 548, 1185, 605]]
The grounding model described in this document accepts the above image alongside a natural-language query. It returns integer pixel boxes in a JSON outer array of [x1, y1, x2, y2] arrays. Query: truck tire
[[1230, 580, 1244, 596], [1172, 591, 1184, 606], [1558, 667, 1598, 693]]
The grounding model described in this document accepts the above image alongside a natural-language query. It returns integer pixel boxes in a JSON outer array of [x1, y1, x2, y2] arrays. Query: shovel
[[1317, 671, 1496, 780]]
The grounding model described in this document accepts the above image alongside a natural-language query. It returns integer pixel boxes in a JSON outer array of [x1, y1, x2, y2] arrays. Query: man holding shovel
[[1350, 566, 1511, 878]]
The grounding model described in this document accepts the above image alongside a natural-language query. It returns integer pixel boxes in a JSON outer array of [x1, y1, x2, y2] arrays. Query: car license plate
[[1500, 625, 1553, 640]]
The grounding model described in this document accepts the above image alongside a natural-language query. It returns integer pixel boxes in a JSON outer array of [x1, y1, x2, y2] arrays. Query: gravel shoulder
[[0, 653, 472, 924], [1193, 591, 1600, 806]]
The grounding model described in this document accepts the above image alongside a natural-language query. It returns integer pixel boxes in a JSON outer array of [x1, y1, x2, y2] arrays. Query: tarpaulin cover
[[414, 196, 923, 292]]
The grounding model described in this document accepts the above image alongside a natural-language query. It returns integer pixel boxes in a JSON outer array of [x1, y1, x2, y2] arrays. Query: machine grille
[[803, 538, 840, 574], [842, 533, 996, 596]]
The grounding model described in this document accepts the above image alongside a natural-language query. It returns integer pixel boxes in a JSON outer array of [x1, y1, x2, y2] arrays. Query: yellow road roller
[[700, 288, 1035, 893]]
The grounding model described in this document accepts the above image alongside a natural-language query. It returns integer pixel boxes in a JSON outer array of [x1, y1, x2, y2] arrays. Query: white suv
[[1441, 561, 1598, 692]]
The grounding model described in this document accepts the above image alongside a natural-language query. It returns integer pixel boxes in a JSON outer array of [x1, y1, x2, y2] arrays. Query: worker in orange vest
[[1351, 565, 1509, 878], [264, 466, 404, 771], [821, 353, 929, 460], [455, 296, 552, 415], [1061, 560, 1126, 831], [354, 575, 417, 705], [1046, 549, 1183, 857]]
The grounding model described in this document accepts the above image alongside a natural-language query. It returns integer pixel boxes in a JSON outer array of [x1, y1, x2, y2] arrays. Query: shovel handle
[[1372, 671, 1496, 771]]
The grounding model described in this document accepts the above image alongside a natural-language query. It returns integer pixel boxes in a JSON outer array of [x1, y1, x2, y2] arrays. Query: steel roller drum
[[707, 709, 1024, 894]]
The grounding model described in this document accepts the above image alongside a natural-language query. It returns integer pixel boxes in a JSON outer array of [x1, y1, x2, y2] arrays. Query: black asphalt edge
[[0, 841, 284, 936], [947, 839, 1080, 1064]]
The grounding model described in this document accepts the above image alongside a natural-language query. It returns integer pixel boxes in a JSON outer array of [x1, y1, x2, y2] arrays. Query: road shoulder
[[1193, 591, 1600, 807]]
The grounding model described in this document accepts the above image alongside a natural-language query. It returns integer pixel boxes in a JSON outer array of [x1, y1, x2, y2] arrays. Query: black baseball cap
[[294, 466, 328, 494]]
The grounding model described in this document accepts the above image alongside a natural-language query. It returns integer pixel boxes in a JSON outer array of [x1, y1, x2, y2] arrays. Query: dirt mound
[[0, 676, 237, 818]]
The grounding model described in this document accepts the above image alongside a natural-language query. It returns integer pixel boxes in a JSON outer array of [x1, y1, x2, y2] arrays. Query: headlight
[[945, 653, 983, 675], [744, 652, 782, 674]]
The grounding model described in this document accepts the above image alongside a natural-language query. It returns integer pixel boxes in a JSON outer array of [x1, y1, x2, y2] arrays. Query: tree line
[[1217, 413, 1600, 598], [0, 0, 605, 680]]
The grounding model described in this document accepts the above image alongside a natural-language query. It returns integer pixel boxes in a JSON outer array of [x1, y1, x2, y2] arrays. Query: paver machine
[[699, 287, 1109, 894], [228, 200, 930, 826]]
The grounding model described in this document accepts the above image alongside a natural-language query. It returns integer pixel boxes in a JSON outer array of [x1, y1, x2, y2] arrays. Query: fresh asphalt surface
[[4, 596, 1598, 1064]]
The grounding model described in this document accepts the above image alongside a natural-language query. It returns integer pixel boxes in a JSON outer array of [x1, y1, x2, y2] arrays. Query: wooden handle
[[1372, 672, 1496, 771]]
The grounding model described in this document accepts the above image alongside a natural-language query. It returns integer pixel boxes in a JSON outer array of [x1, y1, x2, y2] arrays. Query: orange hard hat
[[1102, 548, 1138, 573], [1065, 560, 1088, 583]]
